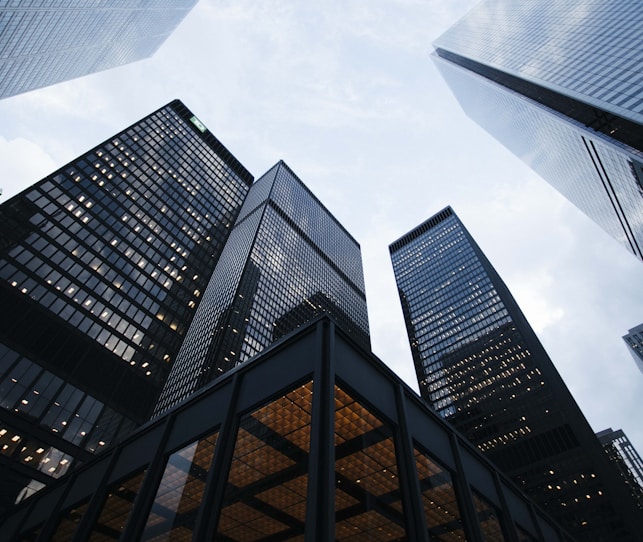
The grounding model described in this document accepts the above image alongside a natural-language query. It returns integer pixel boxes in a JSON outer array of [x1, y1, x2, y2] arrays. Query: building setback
[[0, 318, 571, 542], [155, 161, 370, 414], [0, 0, 197, 99], [0, 100, 252, 512], [389, 207, 643, 540], [432, 0, 643, 261]]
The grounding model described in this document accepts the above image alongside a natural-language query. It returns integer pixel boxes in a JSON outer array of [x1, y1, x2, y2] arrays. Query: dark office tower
[[0, 1, 197, 99], [623, 324, 643, 374], [389, 207, 643, 540], [155, 161, 370, 414], [596, 428, 643, 511], [0, 100, 252, 512], [433, 0, 643, 261]]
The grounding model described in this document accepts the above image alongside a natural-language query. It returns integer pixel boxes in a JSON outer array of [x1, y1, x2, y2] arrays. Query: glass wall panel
[[334, 385, 406, 541], [472, 492, 507, 542], [517, 524, 537, 541], [215, 381, 313, 541], [88, 469, 147, 541], [142, 431, 219, 540], [414, 447, 467, 541], [50, 500, 90, 541]]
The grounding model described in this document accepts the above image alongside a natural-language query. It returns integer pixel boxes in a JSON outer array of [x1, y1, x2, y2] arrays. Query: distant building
[[0, 318, 570, 542], [433, 0, 643, 261], [0, 1, 197, 99], [0, 100, 252, 512], [154, 161, 370, 414], [389, 206, 643, 540], [597, 428, 643, 510], [623, 323, 643, 374]]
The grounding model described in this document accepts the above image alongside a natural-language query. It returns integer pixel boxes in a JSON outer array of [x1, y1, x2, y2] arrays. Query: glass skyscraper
[[155, 161, 370, 414], [623, 323, 643, 374], [0, 100, 252, 512], [390, 207, 643, 540], [0, 0, 197, 99], [433, 0, 643, 261], [596, 428, 643, 511]]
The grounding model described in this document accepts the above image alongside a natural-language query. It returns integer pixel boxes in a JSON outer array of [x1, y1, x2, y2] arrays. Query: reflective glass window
[[473, 492, 506, 542], [215, 381, 313, 541], [334, 385, 406, 540], [414, 447, 466, 540], [88, 469, 147, 541], [50, 500, 90, 542], [142, 432, 218, 540]]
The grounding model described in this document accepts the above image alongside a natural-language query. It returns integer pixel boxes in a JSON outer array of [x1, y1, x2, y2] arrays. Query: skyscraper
[[0, 1, 197, 99], [155, 161, 370, 414], [623, 323, 643, 374], [389, 207, 643, 540], [433, 0, 643, 261], [596, 428, 643, 511], [0, 99, 252, 512]]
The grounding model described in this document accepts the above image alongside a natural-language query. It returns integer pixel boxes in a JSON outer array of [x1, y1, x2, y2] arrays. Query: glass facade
[[596, 428, 643, 511], [623, 323, 643, 374], [1, 318, 567, 541], [0, 0, 197, 99], [433, 0, 643, 261], [155, 161, 370, 414], [390, 207, 643, 540], [0, 100, 253, 511]]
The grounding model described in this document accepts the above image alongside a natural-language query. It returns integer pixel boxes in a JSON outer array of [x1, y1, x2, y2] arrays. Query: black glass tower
[[389, 207, 643, 540], [433, 0, 643, 261], [596, 428, 643, 512], [0, 100, 253, 511], [155, 161, 370, 414], [0, 1, 198, 99]]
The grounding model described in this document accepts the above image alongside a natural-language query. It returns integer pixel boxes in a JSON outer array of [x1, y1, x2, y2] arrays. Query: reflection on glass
[[215, 381, 313, 541], [142, 432, 218, 540], [50, 500, 89, 541], [516, 524, 537, 541], [473, 492, 506, 541], [414, 448, 467, 541], [334, 385, 406, 541], [88, 470, 146, 541]]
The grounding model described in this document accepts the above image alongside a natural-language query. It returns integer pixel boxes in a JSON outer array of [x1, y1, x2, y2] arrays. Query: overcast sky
[[1, 1, 642, 454]]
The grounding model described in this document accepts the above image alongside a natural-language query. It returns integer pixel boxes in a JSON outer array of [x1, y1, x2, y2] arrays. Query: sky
[[1, 1, 642, 454]]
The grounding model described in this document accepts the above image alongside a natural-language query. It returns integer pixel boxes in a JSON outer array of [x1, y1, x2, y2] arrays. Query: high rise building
[[432, 0, 643, 261], [0, 100, 252, 512], [0, 1, 197, 99], [0, 318, 569, 542], [623, 323, 643, 374], [389, 207, 643, 540], [155, 161, 370, 414], [596, 428, 643, 511]]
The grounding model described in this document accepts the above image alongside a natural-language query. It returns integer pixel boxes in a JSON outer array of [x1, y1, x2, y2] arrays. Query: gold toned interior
[[334, 385, 407, 541], [215, 381, 313, 541], [414, 448, 467, 541], [142, 431, 219, 541]]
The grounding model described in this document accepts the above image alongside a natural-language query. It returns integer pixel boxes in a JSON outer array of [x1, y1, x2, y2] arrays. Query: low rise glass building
[[1, 318, 569, 541]]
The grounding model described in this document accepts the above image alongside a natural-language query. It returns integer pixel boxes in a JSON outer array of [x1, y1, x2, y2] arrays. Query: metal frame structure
[[1, 318, 570, 541]]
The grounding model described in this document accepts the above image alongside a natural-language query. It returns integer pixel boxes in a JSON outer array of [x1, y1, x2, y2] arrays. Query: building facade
[[155, 161, 370, 414], [433, 0, 643, 261], [0, 0, 197, 99], [1, 318, 571, 542], [389, 207, 643, 540], [623, 323, 643, 374], [0, 100, 252, 512], [596, 428, 643, 510]]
